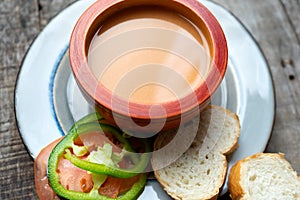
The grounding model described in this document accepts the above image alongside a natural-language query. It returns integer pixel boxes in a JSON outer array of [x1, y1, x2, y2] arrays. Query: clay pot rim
[[69, 0, 228, 119]]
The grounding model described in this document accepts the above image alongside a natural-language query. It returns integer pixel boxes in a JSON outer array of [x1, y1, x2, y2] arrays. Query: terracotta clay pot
[[69, 0, 228, 133]]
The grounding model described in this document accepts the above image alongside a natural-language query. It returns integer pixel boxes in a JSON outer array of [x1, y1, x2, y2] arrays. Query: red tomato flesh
[[34, 132, 139, 199]]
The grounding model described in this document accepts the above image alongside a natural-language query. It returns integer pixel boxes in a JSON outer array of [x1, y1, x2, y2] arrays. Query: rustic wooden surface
[[0, 0, 299, 199]]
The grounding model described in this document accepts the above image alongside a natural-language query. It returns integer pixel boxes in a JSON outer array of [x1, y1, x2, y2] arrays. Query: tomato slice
[[35, 132, 140, 199], [99, 176, 121, 198], [76, 131, 123, 153], [57, 157, 93, 192], [34, 138, 62, 200], [99, 175, 140, 198]]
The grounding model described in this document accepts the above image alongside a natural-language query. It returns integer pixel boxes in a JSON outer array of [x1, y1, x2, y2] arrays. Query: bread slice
[[229, 153, 300, 200], [152, 105, 240, 200]]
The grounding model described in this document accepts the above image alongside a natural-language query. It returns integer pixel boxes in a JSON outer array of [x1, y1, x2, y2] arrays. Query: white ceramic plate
[[15, 0, 275, 198]]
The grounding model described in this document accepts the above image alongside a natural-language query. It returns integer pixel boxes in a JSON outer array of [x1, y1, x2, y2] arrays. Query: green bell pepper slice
[[48, 113, 151, 199]]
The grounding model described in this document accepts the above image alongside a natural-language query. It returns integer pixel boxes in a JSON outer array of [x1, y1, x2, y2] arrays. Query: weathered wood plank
[[0, 0, 39, 199], [38, 0, 77, 28], [0, 0, 39, 67], [280, 0, 300, 43]]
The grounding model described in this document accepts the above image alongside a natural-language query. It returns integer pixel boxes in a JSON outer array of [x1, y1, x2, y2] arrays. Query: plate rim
[[14, 0, 276, 197], [14, 0, 97, 158], [210, 1, 276, 142]]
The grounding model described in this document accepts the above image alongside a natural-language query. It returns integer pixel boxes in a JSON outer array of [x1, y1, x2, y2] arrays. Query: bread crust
[[152, 105, 241, 200], [228, 156, 244, 200], [154, 158, 227, 200], [208, 105, 240, 156], [228, 153, 300, 200]]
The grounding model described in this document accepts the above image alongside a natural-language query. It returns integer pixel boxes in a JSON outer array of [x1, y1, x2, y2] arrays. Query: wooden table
[[0, 0, 299, 199]]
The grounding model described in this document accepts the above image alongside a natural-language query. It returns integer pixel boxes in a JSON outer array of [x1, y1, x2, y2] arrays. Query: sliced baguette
[[152, 105, 240, 200], [229, 153, 300, 200]]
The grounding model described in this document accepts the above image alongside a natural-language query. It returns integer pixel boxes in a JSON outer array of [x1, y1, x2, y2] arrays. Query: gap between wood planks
[[279, 0, 300, 44]]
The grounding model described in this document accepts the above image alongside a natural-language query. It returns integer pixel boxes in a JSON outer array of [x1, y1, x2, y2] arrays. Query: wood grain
[[38, 0, 77, 28], [0, 0, 39, 199], [281, 0, 300, 42], [0, 0, 299, 199]]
